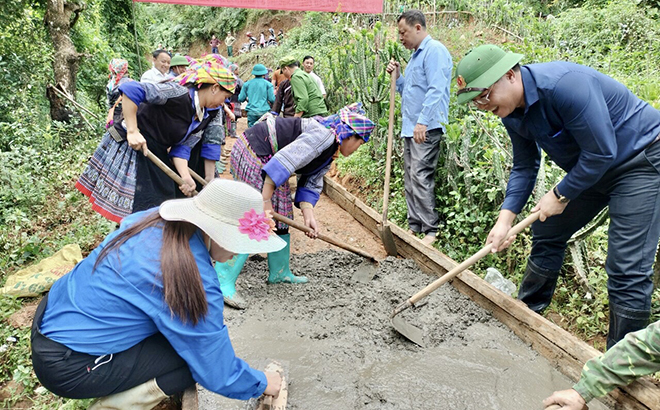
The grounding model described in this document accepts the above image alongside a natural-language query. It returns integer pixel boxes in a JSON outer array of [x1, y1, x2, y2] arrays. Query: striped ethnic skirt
[[230, 133, 293, 231], [75, 132, 136, 223]]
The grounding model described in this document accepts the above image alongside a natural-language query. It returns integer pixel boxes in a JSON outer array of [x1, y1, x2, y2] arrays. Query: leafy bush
[[0, 2, 52, 126], [550, 0, 660, 74], [138, 3, 249, 52]]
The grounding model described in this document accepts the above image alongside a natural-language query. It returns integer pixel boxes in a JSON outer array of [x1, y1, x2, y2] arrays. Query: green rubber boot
[[214, 254, 248, 309], [267, 234, 308, 284], [216, 160, 226, 174]]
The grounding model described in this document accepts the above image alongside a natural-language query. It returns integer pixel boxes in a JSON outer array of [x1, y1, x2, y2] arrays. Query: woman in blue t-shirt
[[32, 179, 284, 409]]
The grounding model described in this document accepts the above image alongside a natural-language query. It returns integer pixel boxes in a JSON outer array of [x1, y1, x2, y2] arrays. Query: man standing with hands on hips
[[455, 44, 660, 348], [386, 9, 452, 247]]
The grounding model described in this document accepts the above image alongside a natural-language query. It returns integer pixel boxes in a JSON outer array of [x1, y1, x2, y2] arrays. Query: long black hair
[[94, 212, 208, 325]]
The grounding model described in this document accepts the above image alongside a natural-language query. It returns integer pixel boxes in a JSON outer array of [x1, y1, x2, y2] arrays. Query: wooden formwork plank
[[181, 385, 198, 410], [323, 176, 660, 410]]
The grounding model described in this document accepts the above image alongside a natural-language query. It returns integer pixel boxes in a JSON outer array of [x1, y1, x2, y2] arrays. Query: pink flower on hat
[[238, 209, 275, 241]]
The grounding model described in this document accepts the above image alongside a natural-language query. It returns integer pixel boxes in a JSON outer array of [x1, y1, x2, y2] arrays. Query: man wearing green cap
[[455, 44, 660, 348], [169, 54, 189, 76], [279, 57, 327, 118], [238, 63, 275, 127], [386, 10, 452, 247]]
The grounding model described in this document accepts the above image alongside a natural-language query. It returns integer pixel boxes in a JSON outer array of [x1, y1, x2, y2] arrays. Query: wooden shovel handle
[[382, 66, 397, 224], [146, 151, 200, 196], [272, 212, 377, 262], [407, 211, 540, 306], [146, 154, 378, 262]]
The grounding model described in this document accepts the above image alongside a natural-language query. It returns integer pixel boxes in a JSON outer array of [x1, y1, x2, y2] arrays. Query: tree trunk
[[44, 0, 83, 122]]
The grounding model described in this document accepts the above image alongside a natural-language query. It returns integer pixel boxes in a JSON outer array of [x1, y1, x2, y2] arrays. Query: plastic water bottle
[[485, 267, 516, 296]]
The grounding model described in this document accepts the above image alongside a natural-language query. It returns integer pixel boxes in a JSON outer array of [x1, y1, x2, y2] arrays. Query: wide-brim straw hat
[[455, 44, 523, 104], [159, 179, 285, 254]]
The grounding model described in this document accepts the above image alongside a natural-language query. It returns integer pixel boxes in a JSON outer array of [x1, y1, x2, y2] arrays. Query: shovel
[[379, 67, 398, 257], [146, 152, 379, 278], [390, 211, 540, 346], [273, 212, 378, 282]]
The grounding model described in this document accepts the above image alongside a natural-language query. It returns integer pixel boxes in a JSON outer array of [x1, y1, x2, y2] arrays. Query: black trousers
[[31, 295, 195, 399]]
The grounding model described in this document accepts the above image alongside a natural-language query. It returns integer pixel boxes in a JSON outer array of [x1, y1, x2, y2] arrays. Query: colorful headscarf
[[319, 103, 375, 143], [176, 60, 236, 93], [107, 58, 129, 89], [202, 53, 229, 68]]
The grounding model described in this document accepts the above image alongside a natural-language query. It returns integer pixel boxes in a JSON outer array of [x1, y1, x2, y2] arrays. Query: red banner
[[133, 0, 383, 14]]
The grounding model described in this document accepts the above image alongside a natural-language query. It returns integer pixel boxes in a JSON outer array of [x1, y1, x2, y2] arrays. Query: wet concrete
[[198, 251, 610, 410]]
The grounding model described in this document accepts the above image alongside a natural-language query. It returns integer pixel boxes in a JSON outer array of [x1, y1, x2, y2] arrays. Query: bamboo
[[50, 85, 97, 129]]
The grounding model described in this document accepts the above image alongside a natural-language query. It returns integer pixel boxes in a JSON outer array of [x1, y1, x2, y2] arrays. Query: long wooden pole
[[146, 153, 378, 261], [272, 212, 377, 262], [382, 68, 396, 224], [392, 211, 540, 317]]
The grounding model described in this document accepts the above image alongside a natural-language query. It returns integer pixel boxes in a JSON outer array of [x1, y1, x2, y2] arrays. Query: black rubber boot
[[517, 258, 560, 313], [607, 303, 649, 350]]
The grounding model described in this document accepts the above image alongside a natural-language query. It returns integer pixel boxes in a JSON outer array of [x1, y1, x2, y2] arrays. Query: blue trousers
[[523, 140, 660, 313]]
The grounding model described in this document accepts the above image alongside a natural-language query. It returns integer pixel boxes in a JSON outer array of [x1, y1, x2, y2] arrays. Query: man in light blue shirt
[[386, 10, 452, 246]]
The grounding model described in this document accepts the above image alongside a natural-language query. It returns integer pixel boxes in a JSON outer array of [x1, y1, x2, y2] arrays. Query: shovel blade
[[351, 261, 378, 283], [391, 315, 425, 347], [379, 224, 398, 257]]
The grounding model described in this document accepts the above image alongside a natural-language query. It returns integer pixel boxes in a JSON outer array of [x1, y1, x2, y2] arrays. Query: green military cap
[[455, 44, 523, 104], [170, 54, 189, 67], [279, 55, 298, 68]]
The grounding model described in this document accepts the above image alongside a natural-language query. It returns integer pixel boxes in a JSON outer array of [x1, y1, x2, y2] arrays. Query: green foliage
[[282, 12, 339, 53], [100, 0, 149, 81], [72, 1, 119, 108], [138, 3, 249, 52], [0, 2, 51, 125], [327, 23, 406, 155], [550, 0, 660, 74]]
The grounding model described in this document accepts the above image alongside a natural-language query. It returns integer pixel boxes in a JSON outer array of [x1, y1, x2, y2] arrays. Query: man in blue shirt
[[386, 10, 452, 246], [455, 44, 660, 348]]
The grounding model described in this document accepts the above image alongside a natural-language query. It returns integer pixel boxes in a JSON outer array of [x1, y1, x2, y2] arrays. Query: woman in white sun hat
[[31, 179, 284, 409]]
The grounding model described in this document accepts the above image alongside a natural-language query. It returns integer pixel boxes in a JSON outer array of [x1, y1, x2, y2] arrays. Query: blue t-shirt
[[501, 62, 660, 213], [39, 210, 267, 400]]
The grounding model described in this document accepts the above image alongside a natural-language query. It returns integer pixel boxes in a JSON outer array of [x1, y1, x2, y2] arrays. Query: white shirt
[[309, 71, 326, 96], [140, 67, 174, 84]]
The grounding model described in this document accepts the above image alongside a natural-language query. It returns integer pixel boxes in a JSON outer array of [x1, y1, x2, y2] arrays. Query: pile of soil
[[197, 250, 610, 410]]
